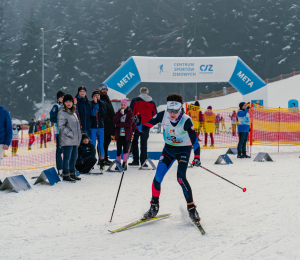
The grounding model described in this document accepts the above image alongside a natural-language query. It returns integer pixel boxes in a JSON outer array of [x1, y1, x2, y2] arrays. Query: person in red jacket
[[129, 87, 157, 166], [113, 100, 133, 171]]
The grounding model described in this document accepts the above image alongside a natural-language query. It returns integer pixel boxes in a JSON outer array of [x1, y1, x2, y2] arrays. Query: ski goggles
[[167, 108, 180, 114]]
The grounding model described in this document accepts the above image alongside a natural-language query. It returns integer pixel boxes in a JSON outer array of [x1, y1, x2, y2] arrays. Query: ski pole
[[200, 166, 246, 192], [109, 129, 135, 222]]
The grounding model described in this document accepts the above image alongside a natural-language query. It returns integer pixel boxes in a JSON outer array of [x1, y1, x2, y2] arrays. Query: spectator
[[90, 90, 107, 170], [76, 134, 97, 174], [74, 86, 91, 136], [113, 100, 133, 171], [0, 105, 12, 165], [28, 117, 37, 150], [46, 119, 52, 142], [11, 124, 21, 156], [237, 102, 251, 158], [57, 94, 82, 182], [129, 87, 157, 166], [38, 119, 47, 148], [215, 114, 221, 134], [188, 101, 203, 141], [229, 110, 238, 136], [99, 83, 115, 165], [50, 90, 65, 176], [203, 106, 215, 147], [220, 115, 225, 133]]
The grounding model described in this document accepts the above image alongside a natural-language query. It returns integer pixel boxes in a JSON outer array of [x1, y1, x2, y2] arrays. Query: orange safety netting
[[251, 106, 300, 146], [0, 126, 56, 171]]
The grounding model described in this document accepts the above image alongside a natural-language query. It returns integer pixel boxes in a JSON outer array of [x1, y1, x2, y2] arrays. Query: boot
[[44, 143, 47, 148], [143, 199, 159, 219], [203, 144, 207, 147], [104, 159, 113, 166], [210, 144, 214, 147], [40, 144, 42, 148], [63, 176, 76, 182], [187, 204, 201, 223], [237, 152, 244, 158], [242, 152, 251, 158], [28, 146, 31, 150], [99, 159, 105, 171], [70, 170, 81, 181], [122, 162, 127, 171]]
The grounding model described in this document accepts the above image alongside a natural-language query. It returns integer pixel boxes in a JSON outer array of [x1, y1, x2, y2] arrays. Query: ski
[[194, 220, 205, 235], [108, 213, 171, 234]]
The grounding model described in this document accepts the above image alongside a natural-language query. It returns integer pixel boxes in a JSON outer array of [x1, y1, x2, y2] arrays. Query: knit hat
[[92, 90, 100, 98], [78, 86, 87, 93], [99, 83, 108, 91], [63, 94, 74, 104], [121, 100, 128, 106], [81, 133, 89, 142], [207, 106, 212, 109], [239, 102, 246, 110], [194, 101, 200, 107], [57, 91, 65, 100]]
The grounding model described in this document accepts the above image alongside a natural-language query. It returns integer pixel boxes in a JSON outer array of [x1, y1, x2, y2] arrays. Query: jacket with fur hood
[[130, 93, 157, 125], [57, 105, 82, 147]]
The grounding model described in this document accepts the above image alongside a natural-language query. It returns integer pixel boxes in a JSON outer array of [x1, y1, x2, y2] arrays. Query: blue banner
[[104, 57, 141, 95], [229, 58, 266, 95]]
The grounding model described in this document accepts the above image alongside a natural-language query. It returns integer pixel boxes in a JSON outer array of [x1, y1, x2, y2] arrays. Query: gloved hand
[[133, 114, 141, 126], [193, 158, 201, 167], [76, 158, 85, 166]]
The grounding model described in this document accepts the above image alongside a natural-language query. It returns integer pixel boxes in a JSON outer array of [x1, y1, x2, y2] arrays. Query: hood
[[138, 93, 152, 102], [205, 110, 214, 116]]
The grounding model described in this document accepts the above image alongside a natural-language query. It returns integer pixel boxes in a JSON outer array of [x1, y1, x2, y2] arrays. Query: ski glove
[[193, 158, 201, 167], [133, 114, 141, 126]]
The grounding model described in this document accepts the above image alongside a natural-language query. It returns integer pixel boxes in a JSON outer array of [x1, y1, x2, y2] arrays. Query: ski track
[[1, 133, 300, 259]]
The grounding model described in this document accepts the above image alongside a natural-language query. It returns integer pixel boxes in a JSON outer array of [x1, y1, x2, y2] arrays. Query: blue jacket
[[237, 108, 250, 132], [90, 100, 107, 129], [50, 102, 63, 134], [0, 106, 13, 146], [75, 95, 91, 132]]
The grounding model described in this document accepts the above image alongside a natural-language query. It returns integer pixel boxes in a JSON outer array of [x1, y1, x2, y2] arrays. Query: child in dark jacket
[[113, 100, 133, 171], [76, 134, 97, 173], [90, 90, 107, 170]]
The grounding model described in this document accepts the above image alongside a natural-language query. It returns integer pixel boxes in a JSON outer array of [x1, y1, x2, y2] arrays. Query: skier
[[133, 93, 202, 224]]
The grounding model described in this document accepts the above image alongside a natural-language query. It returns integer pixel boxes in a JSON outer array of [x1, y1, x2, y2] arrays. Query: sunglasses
[[167, 109, 180, 114]]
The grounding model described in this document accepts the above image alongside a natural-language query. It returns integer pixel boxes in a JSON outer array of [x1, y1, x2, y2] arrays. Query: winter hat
[[99, 83, 108, 91], [239, 102, 246, 110], [207, 106, 212, 110], [63, 94, 74, 104], [121, 100, 128, 106], [194, 101, 200, 107], [81, 133, 89, 142], [92, 90, 100, 98], [57, 91, 65, 100], [78, 86, 87, 93]]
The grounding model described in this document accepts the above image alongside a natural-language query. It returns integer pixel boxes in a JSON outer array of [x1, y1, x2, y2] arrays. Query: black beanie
[[239, 102, 246, 110], [81, 133, 89, 142], [194, 101, 200, 107], [92, 90, 100, 98], [57, 91, 65, 100], [78, 86, 87, 92], [63, 94, 74, 104]]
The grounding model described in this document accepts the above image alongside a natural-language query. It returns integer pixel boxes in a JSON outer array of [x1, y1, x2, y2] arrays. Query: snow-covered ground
[[1, 133, 300, 260]]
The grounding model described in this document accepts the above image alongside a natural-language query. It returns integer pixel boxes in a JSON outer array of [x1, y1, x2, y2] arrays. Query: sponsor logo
[[200, 64, 213, 74], [158, 64, 164, 74], [169, 129, 175, 134], [159, 156, 164, 162], [179, 160, 187, 163], [191, 125, 194, 131], [237, 71, 253, 88], [117, 72, 135, 88]]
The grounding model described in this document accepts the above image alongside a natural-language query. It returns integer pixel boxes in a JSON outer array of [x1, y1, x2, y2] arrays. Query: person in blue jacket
[[74, 86, 91, 136], [50, 90, 65, 175], [237, 102, 251, 158], [90, 90, 107, 170], [0, 105, 12, 166]]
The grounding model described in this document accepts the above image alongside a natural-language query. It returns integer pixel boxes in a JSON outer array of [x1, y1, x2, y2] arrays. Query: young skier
[[133, 93, 202, 224]]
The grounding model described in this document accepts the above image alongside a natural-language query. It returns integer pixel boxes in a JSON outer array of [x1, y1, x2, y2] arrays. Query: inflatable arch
[[104, 56, 266, 100]]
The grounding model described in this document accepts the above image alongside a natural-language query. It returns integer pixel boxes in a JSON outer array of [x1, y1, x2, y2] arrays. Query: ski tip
[[243, 188, 247, 192], [109, 220, 112, 222]]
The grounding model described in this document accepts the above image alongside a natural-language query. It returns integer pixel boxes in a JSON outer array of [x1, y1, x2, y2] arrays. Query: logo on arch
[[200, 64, 214, 74]]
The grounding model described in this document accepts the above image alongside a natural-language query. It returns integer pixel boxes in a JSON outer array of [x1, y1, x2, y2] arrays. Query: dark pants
[[237, 132, 249, 153], [76, 157, 97, 173], [117, 136, 130, 156], [132, 130, 149, 165], [62, 146, 78, 176], [56, 135, 63, 171], [104, 134, 112, 161], [204, 133, 214, 145], [152, 145, 193, 204]]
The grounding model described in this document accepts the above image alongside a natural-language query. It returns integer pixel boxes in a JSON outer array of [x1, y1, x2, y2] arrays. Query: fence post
[[278, 107, 280, 153], [280, 74, 282, 80], [294, 71, 295, 76], [266, 78, 268, 84], [185, 103, 188, 114], [223, 87, 227, 95]]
